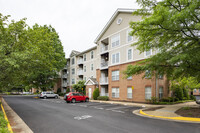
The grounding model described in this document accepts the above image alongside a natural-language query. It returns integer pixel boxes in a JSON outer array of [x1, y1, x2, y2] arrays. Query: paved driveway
[[3, 96, 200, 133]]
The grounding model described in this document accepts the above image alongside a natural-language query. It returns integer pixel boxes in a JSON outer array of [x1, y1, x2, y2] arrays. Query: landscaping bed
[[175, 107, 200, 118], [0, 101, 10, 133]]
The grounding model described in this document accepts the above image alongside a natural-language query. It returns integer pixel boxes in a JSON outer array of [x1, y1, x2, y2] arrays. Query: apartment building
[[84, 8, 169, 102]]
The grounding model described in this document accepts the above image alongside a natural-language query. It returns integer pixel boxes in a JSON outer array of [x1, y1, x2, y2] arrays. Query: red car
[[64, 92, 89, 103]]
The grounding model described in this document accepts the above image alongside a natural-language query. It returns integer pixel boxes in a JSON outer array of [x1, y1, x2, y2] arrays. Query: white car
[[40, 92, 59, 99]]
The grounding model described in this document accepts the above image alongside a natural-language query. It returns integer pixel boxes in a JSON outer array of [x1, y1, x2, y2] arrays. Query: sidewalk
[[90, 100, 200, 123]]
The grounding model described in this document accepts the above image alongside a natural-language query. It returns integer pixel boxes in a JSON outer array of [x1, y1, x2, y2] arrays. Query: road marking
[[111, 110, 125, 113], [79, 105, 87, 107], [71, 104, 76, 105], [93, 107, 104, 110], [74, 115, 92, 120], [33, 97, 39, 99], [106, 106, 131, 110]]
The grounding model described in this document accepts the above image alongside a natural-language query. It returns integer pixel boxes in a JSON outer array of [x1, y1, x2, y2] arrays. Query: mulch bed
[[175, 107, 200, 118]]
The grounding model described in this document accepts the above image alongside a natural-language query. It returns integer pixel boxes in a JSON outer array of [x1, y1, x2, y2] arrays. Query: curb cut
[[1, 103, 13, 133], [138, 109, 200, 123], [1, 98, 33, 133]]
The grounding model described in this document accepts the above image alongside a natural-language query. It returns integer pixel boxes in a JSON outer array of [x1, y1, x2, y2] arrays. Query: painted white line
[[79, 105, 87, 107], [111, 110, 125, 113], [93, 107, 104, 110], [71, 104, 76, 105], [106, 106, 131, 111], [74, 115, 92, 120]]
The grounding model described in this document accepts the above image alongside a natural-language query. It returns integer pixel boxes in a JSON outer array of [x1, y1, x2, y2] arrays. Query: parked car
[[196, 96, 200, 104], [40, 91, 59, 99], [64, 92, 89, 103]]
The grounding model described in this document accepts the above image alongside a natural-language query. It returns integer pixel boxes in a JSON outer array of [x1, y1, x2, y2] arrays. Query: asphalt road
[[3, 96, 200, 133]]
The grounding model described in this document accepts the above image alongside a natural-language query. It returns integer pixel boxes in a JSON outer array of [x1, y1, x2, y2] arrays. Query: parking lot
[[40, 98, 140, 114], [4, 95, 200, 133]]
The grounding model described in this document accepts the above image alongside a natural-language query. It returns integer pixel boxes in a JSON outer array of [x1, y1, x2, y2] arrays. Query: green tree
[[0, 13, 66, 91], [124, 0, 200, 80], [72, 80, 86, 94]]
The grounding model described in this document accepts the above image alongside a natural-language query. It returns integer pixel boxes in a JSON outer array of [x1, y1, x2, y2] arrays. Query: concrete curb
[[138, 109, 200, 123], [1, 98, 33, 133]]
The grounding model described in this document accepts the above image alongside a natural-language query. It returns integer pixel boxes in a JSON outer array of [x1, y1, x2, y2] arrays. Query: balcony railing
[[62, 83, 68, 87], [100, 77, 108, 84], [62, 74, 68, 78], [78, 58, 83, 65], [100, 93, 109, 97], [101, 61, 108, 68], [101, 45, 108, 53], [78, 70, 83, 75]]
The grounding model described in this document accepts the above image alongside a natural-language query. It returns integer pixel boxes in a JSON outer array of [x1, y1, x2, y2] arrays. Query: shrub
[[174, 87, 184, 100], [97, 96, 109, 101], [93, 88, 99, 100], [57, 88, 61, 94], [66, 88, 70, 93], [150, 97, 159, 104], [190, 95, 196, 100]]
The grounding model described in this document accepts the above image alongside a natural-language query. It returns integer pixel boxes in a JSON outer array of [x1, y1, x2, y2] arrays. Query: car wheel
[[66, 101, 70, 103], [44, 96, 47, 99], [85, 98, 89, 102], [71, 98, 76, 103], [55, 96, 58, 99]]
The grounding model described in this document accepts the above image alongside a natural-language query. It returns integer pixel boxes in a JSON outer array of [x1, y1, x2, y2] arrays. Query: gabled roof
[[85, 78, 98, 85], [94, 8, 137, 44], [77, 46, 97, 56], [69, 50, 81, 57]]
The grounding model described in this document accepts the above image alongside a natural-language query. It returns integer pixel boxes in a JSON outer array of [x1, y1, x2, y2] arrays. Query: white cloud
[[0, 0, 139, 57]]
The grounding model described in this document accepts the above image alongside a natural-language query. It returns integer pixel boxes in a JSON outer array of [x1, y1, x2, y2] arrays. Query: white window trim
[[126, 29, 133, 43], [127, 48, 133, 61], [127, 87, 132, 99], [112, 70, 119, 81], [71, 58, 75, 65], [90, 51, 94, 59], [91, 64, 93, 71], [83, 54, 86, 61], [111, 34, 120, 48], [111, 52, 120, 65], [144, 49, 152, 58], [145, 87, 152, 100], [112, 88, 119, 98]]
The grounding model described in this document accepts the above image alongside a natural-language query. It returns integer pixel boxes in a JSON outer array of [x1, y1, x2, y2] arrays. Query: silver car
[[40, 91, 59, 99]]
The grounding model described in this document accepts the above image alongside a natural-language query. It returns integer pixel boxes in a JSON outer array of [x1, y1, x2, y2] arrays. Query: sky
[[0, 0, 139, 57]]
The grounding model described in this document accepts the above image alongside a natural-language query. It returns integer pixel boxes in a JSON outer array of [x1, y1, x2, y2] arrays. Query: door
[[89, 88, 92, 99], [101, 87, 105, 96]]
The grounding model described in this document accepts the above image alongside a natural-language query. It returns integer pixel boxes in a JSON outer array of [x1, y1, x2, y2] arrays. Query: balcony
[[78, 58, 83, 65], [100, 45, 108, 54], [78, 70, 83, 75], [62, 74, 68, 78], [62, 83, 68, 87], [100, 61, 108, 69], [100, 77, 108, 85]]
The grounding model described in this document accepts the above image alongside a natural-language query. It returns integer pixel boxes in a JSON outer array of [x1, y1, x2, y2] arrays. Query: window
[[91, 51, 94, 59], [159, 87, 163, 99], [83, 54, 86, 61], [145, 87, 151, 100], [84, 66, 86, 72], [127, 76, 132, 80], [111, 34, 120, 48], [91, 64, 93, 71], [112, 70, 119, 81], [71, 58, 75, 65], [112, 88, 119, 98], [72, 79, 75, 84], [84, 77, 87, 81], [127, 87, 132, 99], [127, 29, 133, 42], [127, 48, 132, 60], [72, 68, 75, 75], [145, 70, 151, 78], [112, 52, 120, 64], [194, 89, 197, 93], [145, 49, 152, 57], [158, 73, 163, 79]]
